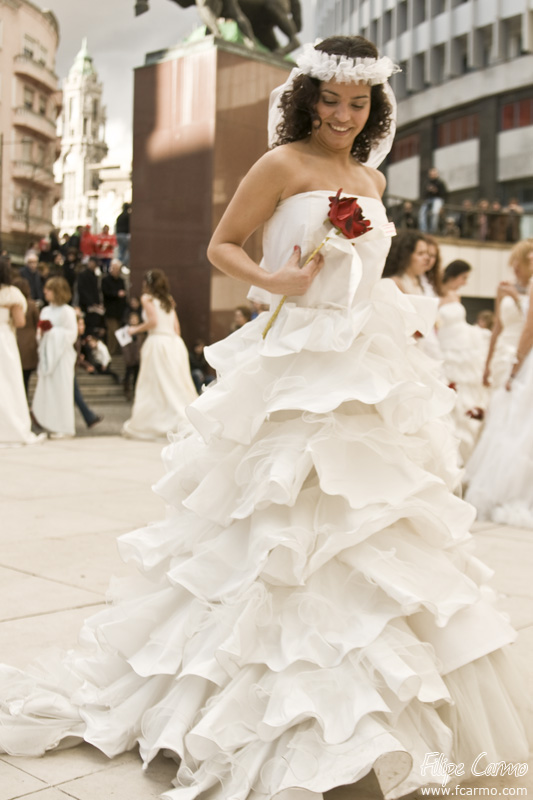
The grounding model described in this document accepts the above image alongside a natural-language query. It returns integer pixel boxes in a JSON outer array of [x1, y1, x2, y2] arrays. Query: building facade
[[0, 0, 61, 255], [53, 39, 108, 236], [315, 1, 533, 233]]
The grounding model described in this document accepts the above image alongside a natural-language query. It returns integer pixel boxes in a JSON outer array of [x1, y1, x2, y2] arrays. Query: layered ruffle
[[0, 209, 529, 799]]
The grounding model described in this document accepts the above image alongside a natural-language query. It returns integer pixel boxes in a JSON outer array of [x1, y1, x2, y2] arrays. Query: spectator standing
[[19, 253, 44, 306], [397, 200, 417, 230], [115, 203, 131, 267], [487, 201, 507, 242], [96, 225, 117, 273], [121, 311, 144, 401], [12, 277, 39, 397], [0, 257, 45, 445], [68, 225, 83, 254], [101, 258, 127, 354], [505, 197, 524, 243], [418, 167, 447, 233], [59, 233, 70, 256], [79, 225, 97, 264], [32, 277, 78, 438], [38, 239, 54, 264], [474, 199, 490, 241], [62, 248, 80, 294], [122, 269, 197, 439], [77, 256, 104, 336], [458, 199, 476, 239], [231, 305, 252, 332]]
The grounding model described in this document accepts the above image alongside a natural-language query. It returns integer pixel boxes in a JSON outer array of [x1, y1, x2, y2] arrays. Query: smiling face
[[313, 80, 371, 152]]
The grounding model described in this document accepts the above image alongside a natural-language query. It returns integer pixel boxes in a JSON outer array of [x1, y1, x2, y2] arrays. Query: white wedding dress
[[0, 193, 529, 799], [122, 297, 198, 440], [436, 301, 490, 463], [0, 285, 43, 446], [488, 293, 528, 390]]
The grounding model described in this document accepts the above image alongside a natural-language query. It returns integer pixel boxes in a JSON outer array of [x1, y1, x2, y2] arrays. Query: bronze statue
[[135, 0, 302, 56]]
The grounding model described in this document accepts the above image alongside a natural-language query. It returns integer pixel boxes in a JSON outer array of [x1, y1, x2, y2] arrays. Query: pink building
[[0, 0, 61, 257]]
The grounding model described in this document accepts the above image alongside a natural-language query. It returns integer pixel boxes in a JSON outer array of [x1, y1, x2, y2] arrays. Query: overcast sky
[[42, 0, 316, 167]]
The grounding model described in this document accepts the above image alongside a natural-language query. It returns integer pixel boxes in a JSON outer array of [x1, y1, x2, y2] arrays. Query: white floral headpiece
[[295, 41, 401, 86]]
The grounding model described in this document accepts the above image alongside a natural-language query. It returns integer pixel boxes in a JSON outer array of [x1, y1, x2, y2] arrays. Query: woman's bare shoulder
[[361, 164, 387, 197]]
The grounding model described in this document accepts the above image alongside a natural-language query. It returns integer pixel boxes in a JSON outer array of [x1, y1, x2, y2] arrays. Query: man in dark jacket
[[77, 256, 104, 335], [19, 254, 44, 306], [418, 167, 448, 234], [102, 258, 127, 354], [115, 203, 131, 266]]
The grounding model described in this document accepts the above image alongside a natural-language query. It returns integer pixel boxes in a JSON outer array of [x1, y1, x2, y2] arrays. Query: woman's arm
[[10, 304, 26, 328], [207, 148, 324, 296], [506, 283, 533, 389], [173, 310, 181, 337], [128, 294, 157, 335], [482, 291, 504, 385]]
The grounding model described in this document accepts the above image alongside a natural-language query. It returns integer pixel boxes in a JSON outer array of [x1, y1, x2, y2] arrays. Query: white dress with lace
[[0, 193, 528, 799]]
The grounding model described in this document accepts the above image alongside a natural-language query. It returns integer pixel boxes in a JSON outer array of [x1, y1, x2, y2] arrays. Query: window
[[501, 98, 533, 131], [92, 99, 99, 120], [389, 133, 420, 164], [21, 137, 33, 161], [437, 114, 479, 147], [23, 86, 34, 110], [35, 195, 44, 219], [23, 34, 35, 59], [39, 95, 47, 116], [397, 1, 408, 35], [431, 0, 445, 14], [37, 142, 46, 166], [413, 0, 426, 25], [383, 10, 392, 43]]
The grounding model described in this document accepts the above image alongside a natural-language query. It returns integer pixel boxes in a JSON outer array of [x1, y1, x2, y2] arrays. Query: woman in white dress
[[0, 37, 529, 800], [0, 257, 45, 446], [122, 269, 198, 440], [482, 239, 533, 390], [465, 251, 533, 525], [437, 260, 490, 464], [31, 277, 78, 438], [420, 233, 442, 298]]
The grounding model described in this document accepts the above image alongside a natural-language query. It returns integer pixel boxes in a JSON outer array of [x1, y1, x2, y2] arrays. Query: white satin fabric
[[0, 194, 528, 799]]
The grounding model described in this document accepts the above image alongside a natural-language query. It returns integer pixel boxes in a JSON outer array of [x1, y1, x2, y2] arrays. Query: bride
[[0, 36, 529, 800]]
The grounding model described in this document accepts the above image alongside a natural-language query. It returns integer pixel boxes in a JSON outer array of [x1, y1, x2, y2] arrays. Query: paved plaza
[[0, 436, 532, 800]]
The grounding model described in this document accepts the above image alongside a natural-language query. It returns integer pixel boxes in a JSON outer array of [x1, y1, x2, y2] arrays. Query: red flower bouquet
[[262, 190, 372, 338], [37, 319, 53, 333]]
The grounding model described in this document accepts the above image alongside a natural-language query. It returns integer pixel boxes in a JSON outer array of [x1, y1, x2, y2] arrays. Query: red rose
[[328, 189, 372, 239], [37, 319, 53, 333]]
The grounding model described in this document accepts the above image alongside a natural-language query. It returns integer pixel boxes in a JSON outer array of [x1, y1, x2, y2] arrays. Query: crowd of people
[[393, 169, 525, 242]]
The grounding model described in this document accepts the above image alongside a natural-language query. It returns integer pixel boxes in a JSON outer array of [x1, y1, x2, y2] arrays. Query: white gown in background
[[437, 301, 490, 463], [488, 293, 528, 389], [122, 297, 198, 440], [0, 285, 42, 446], [31, 303, 77, 436], [0, 194, 528, 799]]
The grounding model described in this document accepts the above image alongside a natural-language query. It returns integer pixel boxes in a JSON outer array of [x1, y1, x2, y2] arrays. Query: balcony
[[14, 54, 58, 93], [14, 107, 57, 139], [12, 160, 56, 189], [10, 211, 51, 236]]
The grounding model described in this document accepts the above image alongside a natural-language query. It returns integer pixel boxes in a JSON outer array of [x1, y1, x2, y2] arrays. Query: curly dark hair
[[443, 259, 471, 283], [273, 36, 394, 163], [143, 269, 175, 314], [0, 256, 12, 287], [382, 230, 426, 278]]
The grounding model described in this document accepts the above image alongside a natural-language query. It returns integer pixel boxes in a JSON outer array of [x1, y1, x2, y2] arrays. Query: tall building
[[0, 0, 61, 255], [315, 1, 533, 231], [54, 39, 108, 235]]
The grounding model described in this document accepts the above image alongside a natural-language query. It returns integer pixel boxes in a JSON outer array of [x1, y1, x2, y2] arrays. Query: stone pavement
[[0, 436, 531, 800]]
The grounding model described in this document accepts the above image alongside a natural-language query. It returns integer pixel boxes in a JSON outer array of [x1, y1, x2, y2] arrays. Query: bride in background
[[0, 256, 45, 446], [122, 269, 198, 440]]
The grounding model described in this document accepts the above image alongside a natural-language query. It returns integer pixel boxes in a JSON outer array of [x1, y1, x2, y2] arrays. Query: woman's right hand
[[265, 246, 324, 297], [482, 365, 491, 387], [497, 282, 519, 302]]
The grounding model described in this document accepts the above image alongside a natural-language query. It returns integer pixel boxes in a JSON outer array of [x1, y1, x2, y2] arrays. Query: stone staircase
[[28, 353, 130, 406]]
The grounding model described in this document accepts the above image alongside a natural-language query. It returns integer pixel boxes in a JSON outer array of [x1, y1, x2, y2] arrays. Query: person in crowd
[[49, 251, 65, 280], [420, 234, 442, 298], [436, 260, 490, 463], [396, 199, 418, 230], [19, 252, 44, 306], [487, 200, 507, 243], [32, 277, 78, 438], [0, 257, 45, 445], [59, 233, 71, 256], [24, 241, 39, 262], [476, 309, 494, 330], [189, 338, 215, 394], [124, 294, 141, 321], [122, 268, 197, 439], [80, 225, 97, 264], [96, 224, 117, 273], [382, 229, 429, 295], [61, 248, 80, 294], [101, 258, 127, 354], [38, 239, 54, 264], [0, 36, 528, 800], [82, 334, 121, 383], [68, 225, 83, 254], [418, 166, 447, 233], [442, 215, 461, 237], [115, 202, 131, 267], [505, 197, 524, 243], [12, 277, 39, 397], [77, 256, 104, 336], [231, 304, 252, 331], [73, 312, 103, 429], [458, 198, 475, 239], [121, 311, 144, 401], [473, 198, 490, 241], [465, 244, 533, 524], [482, 239, 533, 390]]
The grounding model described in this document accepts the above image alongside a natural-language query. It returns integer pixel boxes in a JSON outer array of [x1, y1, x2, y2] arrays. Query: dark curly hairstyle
[[143, 269, 175, 314], [273, 36, 394, 163], [382, 230, 426, 278], [443, 259, 471, 283]]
